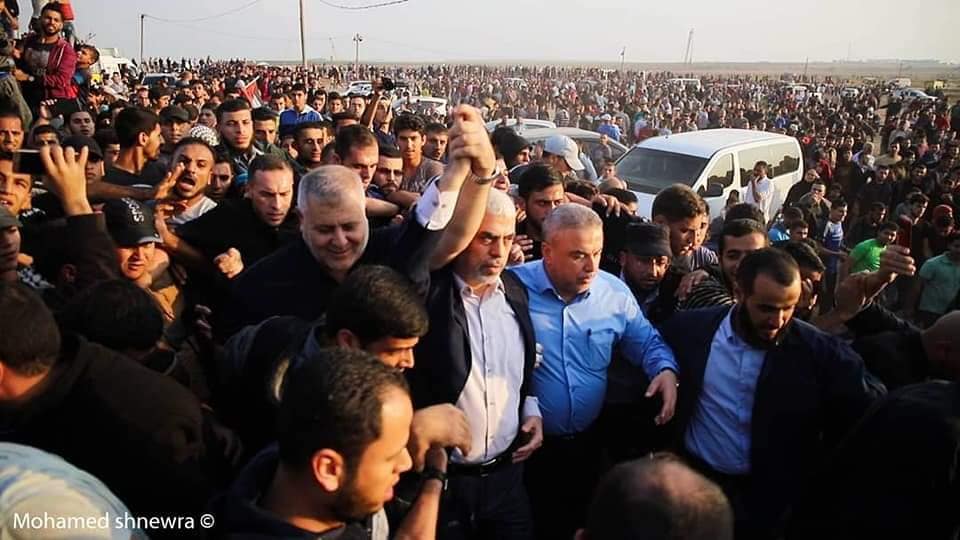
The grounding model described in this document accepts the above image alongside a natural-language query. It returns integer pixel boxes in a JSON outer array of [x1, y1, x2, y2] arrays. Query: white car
[[345, 80, 373, 96], [485, 118, 557, 134], [840, 87, 860, 99], [392, 96, 448, 118], [892, 88, 936, 103]]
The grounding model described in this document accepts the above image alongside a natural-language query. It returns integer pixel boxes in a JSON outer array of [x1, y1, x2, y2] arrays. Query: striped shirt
[[679, 274, 734, 310]]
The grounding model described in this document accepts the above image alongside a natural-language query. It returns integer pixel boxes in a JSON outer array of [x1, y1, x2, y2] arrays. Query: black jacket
[[225, 218, 439, 336], [0, 334, 216, 523], [659, 306, 880, 535], [408, 268, 536, 414], [175, 198, 300, 265]]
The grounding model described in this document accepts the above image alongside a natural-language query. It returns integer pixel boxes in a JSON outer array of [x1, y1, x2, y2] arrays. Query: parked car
[[616, 129, 802, 219], [140, 73, 177, 87], [892, 88, 936, 103], [391, 95, 448, 118], [840, 87, 861, 99], [485, 118, 557, 133], [523, 127, 628, 163]]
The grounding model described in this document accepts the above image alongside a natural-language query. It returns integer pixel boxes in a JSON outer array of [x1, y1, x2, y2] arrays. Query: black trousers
[[438, 461, 533, 540], [524, 431, 603, 540]]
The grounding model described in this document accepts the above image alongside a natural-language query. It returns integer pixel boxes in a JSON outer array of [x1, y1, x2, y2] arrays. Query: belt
[[447, 452, 513, 477]]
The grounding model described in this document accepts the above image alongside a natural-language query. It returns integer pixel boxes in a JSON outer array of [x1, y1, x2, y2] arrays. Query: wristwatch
[[421, 466, 448, 491], [471, 166, 502, 185]]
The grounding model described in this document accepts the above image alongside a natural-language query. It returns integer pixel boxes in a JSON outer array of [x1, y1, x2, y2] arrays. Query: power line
[[315, 0, 409, 10], [144, 0, 266, 23]]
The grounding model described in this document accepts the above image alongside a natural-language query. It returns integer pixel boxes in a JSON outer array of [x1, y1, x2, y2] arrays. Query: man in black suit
[[410, 185, 543, 538]]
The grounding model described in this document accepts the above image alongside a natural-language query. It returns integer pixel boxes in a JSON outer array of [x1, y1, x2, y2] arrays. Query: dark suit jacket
[[659, 305, 880, 534], [409, 268, 536, 423]]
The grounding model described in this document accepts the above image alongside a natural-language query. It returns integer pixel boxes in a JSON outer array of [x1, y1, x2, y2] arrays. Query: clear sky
[[51, 0, 960, 64]]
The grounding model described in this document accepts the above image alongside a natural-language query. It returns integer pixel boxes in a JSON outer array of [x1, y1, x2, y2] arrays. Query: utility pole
[[803, 56, 809, 79], [898, 59, 903, 77], [299, 0, 307, 67], [139, 14, 145, 66], [353, 33, 363, 75], [619, 46, 625, 73], [329, 37, 337, 63], [683, 28, 694, 65]]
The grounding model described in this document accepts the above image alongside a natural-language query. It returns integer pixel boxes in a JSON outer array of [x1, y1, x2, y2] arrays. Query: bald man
[[853, 310, 960, 390]]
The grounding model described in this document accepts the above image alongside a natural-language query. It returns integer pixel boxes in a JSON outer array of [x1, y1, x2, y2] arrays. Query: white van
[[666, 78, 702, 92], [615, 129, 803, 220]]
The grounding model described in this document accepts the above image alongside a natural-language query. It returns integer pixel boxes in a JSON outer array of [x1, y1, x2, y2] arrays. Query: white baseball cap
[[543, 135, 584, 171]]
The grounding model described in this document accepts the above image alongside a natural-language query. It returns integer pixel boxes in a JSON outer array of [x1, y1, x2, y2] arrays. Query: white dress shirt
[[452, 275, 541, 464]]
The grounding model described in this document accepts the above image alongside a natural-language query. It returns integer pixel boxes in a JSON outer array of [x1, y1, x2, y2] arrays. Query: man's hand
[[152, 163, 185, 202], [214, 248, 244, 279], [591, 193, 624, 217], [446, 105, 496, 178], [513, 234, 534, 262], [676, 269, 708, 300], [408, 404, 471, 471], [646, 369, 678, 426], [511, 416, 543, 463], [12, 68, 29, 82], [878, 245, 916, 282], [39, 145, 93, 216]]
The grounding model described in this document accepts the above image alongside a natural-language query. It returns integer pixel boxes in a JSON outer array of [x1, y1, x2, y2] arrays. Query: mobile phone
[[897, 215, 913, 249], [13, 149, 44, 175]]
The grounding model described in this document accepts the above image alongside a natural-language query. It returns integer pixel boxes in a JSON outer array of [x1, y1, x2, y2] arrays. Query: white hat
[[600, 113, 612, 121], [543, 135, 584, 171]]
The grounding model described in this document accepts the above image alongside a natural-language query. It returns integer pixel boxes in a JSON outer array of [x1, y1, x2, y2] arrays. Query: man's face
[[423, 132, 448, 161], [913, 167, 928, 181], [116, 243, 156, 282], [797, 268, 822, 318], [160, 120, 189, 147], [207, 162, 234, 199], [103, 144, 120, 169], [396, 130, 423, 163], [810, 183, 825, 203], [294, 128, 329, 168], [40, 9, 63, 37], [0, 160, 32, 214], [522, 185, 565, 231], [198, 109, 217, 128], [365, 337, 420, 371], [153, 95, 172, 110], [513, 148, 531, 166], [246, 168, 294, 227], [0, 224, 20, 277], [144, 124, 163, 160], [331, 387, 413, 520], [0, 118, 23, 153], [601, 164, 615, 178], [374, 155, 403, 192], [349, 97, 366, 117], [876, 167, 890, 182], [542, 225, 603, 299], [313, 94, 326, 112], [254, 119, 278, 146], [829, 205, 847, 223], [657, 216, 700, 258], [869, 207, 886, 224], [453, 211, 516, 288], [911, 202, 928, 219], [172, 144, 214, 200], [753, 165, 767, 179], [877, 227, 897, 246], [137, 90, 151, 108], [330, 98, 344, 114], [738, 273, 801, 343], [300, 191, 369, 278], [620, 253, 670, 291], [291, 90, 307, 111], [85, 158, 104, 183], [720, 232, 766, 284], [342, 144, 379, 190], [219, 110, 253, 150], [32, 132, 59, 149], [77, 47, 97, 69], [949, 239, 960, 258], [599, 134, 608, 146]]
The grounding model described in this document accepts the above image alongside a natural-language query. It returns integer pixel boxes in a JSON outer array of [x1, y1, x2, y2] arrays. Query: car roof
[[636, 129, 791, 158], [523, 127, 628, 151]]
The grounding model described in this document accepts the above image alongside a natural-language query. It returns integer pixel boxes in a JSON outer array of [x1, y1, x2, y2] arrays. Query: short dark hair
[[878, 221, 899, 234], [908, 192, 930, 205], [735, 248, 800, 296], [869, 201, 887, 213], [604, 187, 638, 206], [782, 206, 804, 223], [277, 347, 409, 471], [32, 124, 60, 143], [424, 122, 448, 136], [379, 145, 401, 159], [584, 454, 733, 540], [67, 108, 93, 122], [115, 107, 159, 149], [565, 180, 599, 200], [518, 163, 564, 199], [335, 125, 378, 161], [393, 113, 426, 136], [0, 282, 61, 376], [40, 1, 63, 17], [58, 280, 163, 352], [77, 44, 100, 63], [325, 265, 428, 345], [652, 184, 707, 222], [719, 218, 768, 255], [248, 154, 292, 184], [216, 99, 252, 122], [782, 241, 825, 274], [331, 111, 359, 124], [289, 83, 307, 94], [723, 202, 765, 226], [831, 198, 848, 210], [252, 107, 279, 123], [293, 120, 332, 140]]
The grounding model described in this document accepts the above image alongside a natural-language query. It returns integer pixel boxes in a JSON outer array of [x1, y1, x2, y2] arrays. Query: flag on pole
[[240, 77, 263, 108]]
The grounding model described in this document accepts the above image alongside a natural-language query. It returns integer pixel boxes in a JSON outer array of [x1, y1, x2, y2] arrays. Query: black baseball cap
[[62, 135, 103, 161], [103, 198, 162, 247], [624, 222, 672, 258], [159, 105, 190, 124]]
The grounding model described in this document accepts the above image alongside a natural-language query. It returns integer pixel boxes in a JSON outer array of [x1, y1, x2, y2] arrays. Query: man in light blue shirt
[[278, 83, 322, 134], [508, 202, 678, 540]]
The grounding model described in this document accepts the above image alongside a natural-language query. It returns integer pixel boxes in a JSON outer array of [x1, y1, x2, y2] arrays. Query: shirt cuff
[[522, 396, 542, 419], [413, 176, 457, 231], [646, 358, 679, 381]]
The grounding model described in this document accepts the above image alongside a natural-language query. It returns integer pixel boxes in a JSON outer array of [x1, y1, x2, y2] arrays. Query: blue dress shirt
[[509, 261, 678, 436], [684, 309, 765, 475], [279, 106, 322, 128]]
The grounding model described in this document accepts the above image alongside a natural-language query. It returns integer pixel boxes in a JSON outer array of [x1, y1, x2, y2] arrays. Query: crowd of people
[[1, 2, 960, 540]]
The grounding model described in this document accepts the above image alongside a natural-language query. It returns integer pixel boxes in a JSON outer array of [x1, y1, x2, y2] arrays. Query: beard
[[330, 467, 376, 522]]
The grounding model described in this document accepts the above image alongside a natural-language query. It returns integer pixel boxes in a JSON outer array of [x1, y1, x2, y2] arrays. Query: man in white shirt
[[743, 160, 774, 225]]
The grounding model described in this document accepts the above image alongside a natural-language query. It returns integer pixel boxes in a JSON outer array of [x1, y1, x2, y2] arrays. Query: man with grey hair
[[508, 203, 679, 540], [411, 186, 544, 538], [227, 105, 498, 333]]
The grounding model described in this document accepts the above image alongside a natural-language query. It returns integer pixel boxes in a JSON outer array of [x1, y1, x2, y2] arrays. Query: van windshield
[[616, 148, 708, 194]]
